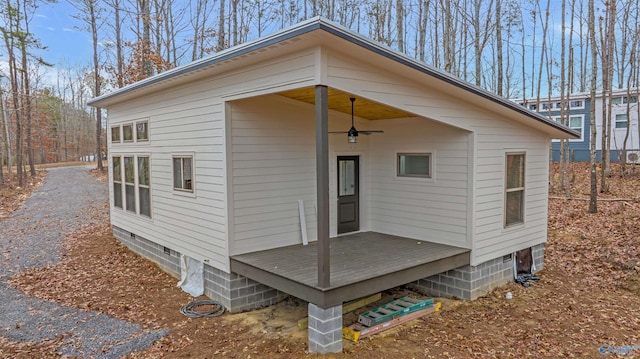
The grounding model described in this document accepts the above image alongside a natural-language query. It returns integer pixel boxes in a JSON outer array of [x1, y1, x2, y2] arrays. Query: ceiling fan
[[330, 97, 383, 143]]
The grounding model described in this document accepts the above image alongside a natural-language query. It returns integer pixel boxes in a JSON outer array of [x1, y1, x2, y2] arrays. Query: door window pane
[[339, 160, 356, 196]]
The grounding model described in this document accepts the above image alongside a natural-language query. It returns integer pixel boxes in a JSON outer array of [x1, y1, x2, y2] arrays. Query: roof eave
[[89, 17, 579, 139]]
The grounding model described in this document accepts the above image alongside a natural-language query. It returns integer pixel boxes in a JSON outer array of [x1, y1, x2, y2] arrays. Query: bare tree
[[599, 0, 616, 193], [588, 0, 597, 213], [70, 0, 104, 170]]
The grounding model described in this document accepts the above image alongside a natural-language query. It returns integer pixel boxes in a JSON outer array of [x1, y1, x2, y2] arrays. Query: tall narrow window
[[173, 156, 193, 192], [136, 121, 148, 141], [124, 156, 136, 212], [123, 124, 134, 142], [138, 156, 151, 217], [111, 126, 121, 143], [505, 153, 525, 227], [112, 156, 123, 208]]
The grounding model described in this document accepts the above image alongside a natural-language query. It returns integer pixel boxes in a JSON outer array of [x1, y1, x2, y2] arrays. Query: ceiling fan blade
[[359, 130, 384, 135], [329, 131, 349, 134]]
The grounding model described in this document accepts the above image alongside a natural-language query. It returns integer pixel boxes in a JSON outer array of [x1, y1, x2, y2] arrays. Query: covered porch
[[230, 231, 470, 308]]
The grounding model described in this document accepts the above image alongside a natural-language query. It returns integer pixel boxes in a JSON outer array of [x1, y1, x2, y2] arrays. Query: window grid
[[615, 114, 628, 129]]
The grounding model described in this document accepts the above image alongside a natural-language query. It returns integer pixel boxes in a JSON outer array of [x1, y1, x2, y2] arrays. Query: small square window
[[136, 121, 148, 141], [173, 156, 193, 192], [111, 126, 121, 143], [616, 114, 628, 129], [397, 153, 431, 178], [123, 124, 133, 142]]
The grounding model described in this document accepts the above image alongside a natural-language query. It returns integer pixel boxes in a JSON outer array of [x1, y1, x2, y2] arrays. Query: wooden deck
[[230, 232, 470, 308]]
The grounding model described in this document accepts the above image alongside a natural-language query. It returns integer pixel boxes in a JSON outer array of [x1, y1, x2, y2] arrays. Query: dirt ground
[[3, 163, 640, 358]]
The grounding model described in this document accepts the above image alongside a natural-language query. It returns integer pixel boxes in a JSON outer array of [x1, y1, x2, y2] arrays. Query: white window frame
[[172, 154, 195, 195], [551, 114, 584, 142], [397, 152, 433, 179], [111, 126, 121, 143], [123, 155, 136, 213], [615, 113, 629, 129], [112, 155, 123, 209], [569, 100, 585, 110], [612, 96, 638, 105], [504, 152, 525, 228], [137, 155, 152, 218], [135, 120, 149, 142], [122, 123, 134, 142]]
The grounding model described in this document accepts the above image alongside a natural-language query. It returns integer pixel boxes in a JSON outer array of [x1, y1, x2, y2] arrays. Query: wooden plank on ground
[[343, 302, 441, 343], [297, 292, 382, 329]]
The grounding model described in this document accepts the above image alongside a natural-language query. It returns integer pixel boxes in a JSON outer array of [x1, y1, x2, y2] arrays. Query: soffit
[[277, 87, 414, 120]]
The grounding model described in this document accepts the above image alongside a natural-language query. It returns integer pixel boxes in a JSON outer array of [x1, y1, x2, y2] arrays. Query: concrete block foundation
[[410, 244, 545, 300], [308, 303, 343, 353], [112, 225, 286, 313]]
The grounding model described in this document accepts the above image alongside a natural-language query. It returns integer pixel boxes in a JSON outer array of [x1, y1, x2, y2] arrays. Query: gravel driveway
[[0, 166, 166, 358]]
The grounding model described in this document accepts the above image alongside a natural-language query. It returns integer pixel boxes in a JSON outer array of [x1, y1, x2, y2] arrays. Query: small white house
[[89, 18, 577, 353]]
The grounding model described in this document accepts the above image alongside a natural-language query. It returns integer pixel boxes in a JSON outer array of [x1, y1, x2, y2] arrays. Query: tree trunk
[[588, 0, 598, 213], [90, 0, 104, 170], [495, 0, 503, 96], [218, 0, 225, 51], [18, 4, 35, 177], [396, 0, 403, 52]]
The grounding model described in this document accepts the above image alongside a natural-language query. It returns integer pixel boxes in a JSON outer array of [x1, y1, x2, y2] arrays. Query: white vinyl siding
[[106, 49, 316, 271], [230, 96, 317, 255], [367, 119, 469, 248], [326, 51, 548, 264]]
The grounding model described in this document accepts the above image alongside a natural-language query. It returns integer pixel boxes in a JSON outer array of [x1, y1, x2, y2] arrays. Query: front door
[[337, 156, 359, 234]]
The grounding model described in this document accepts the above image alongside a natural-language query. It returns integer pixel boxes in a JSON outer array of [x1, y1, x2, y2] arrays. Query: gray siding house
[[89, 18, 578, 353]]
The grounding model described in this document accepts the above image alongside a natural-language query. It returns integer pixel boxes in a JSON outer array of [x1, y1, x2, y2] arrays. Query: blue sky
[[32, 1, 94, 67]]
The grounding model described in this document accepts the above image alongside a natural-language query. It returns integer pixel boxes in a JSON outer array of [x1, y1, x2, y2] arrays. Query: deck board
[[231, 231, 470, 291]]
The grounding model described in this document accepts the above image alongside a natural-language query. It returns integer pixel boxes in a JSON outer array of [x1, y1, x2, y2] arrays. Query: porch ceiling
[[277, 87, 414, 120], [230, 232, 470, 308]]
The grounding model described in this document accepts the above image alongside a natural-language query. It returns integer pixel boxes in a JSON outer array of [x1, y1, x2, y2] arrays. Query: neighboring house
[[89, 18, 577, 353], [518, 89, 640, 163]]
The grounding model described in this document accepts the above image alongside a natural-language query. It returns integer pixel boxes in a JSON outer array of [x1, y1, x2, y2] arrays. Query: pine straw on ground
[[4, 163, 640, 358]]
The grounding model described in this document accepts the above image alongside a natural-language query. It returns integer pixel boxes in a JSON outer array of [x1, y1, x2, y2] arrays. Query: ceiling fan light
[[347, 126, 358, 143]]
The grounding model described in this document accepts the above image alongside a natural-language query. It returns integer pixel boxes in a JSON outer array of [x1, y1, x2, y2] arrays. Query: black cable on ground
[[180, 300, 225, 318]]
